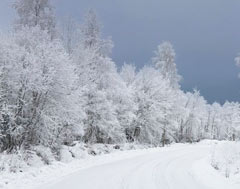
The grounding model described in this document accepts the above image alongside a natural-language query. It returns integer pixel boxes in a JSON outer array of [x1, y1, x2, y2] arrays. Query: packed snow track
[[31, 142, 239, 189]]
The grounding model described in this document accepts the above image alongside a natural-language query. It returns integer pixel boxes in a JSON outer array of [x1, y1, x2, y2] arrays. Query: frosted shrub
[[211, 142, 240, 177], [0, 151, 28, 173], [33, 146, 55, 165]]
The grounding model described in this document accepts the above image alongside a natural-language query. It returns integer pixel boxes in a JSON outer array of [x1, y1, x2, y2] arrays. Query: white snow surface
[[2, 141, 240, 189]]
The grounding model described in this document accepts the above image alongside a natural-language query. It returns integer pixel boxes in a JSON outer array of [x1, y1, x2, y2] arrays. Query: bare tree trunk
[[161, 128, 166, 147]]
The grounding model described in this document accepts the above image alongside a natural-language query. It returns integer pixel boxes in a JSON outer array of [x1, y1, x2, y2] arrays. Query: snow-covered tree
[[220, 102, 240, 141], [0, 0, 83, 152], [132, 66, 175, 145], [60, 16, 81, 54], [73, 10, 128, 144], [152, 42, 181, 89], [119, 63, 138, 142], [120, 63, 136, 87], [0, 34, 22, 152], [79, 9, 113, 56], [204, 103, 222, 139], [13, 0, 56, 38], [0, 27, 81, 151], [182, 90, 208, 142]]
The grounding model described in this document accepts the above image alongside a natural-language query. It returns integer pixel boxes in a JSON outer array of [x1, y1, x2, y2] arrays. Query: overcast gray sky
[[1, 0, 240, 104]]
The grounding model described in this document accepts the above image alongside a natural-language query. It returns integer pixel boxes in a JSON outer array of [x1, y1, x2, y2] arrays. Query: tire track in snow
[[35, 144, 223, 189]]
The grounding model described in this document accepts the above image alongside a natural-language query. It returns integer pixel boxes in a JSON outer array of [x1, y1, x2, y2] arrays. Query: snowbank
[[210, 141, 240, 178], [0, 142, 150, 189]]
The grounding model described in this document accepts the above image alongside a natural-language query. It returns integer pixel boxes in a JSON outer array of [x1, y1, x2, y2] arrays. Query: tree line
[[0, 0, 240, 154]]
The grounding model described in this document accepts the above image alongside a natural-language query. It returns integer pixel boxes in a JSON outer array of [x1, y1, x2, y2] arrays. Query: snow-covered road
[[34, 142, 240, 189]]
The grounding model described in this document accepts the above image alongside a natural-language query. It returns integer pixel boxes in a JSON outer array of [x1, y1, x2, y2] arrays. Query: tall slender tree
[[73, 10, 125, 144], [152, 41, 181, 89], [13, 0, 56, 38]]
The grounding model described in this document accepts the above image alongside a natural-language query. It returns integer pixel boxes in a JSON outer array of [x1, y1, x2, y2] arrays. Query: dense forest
[[1, 0, 240, 156]]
